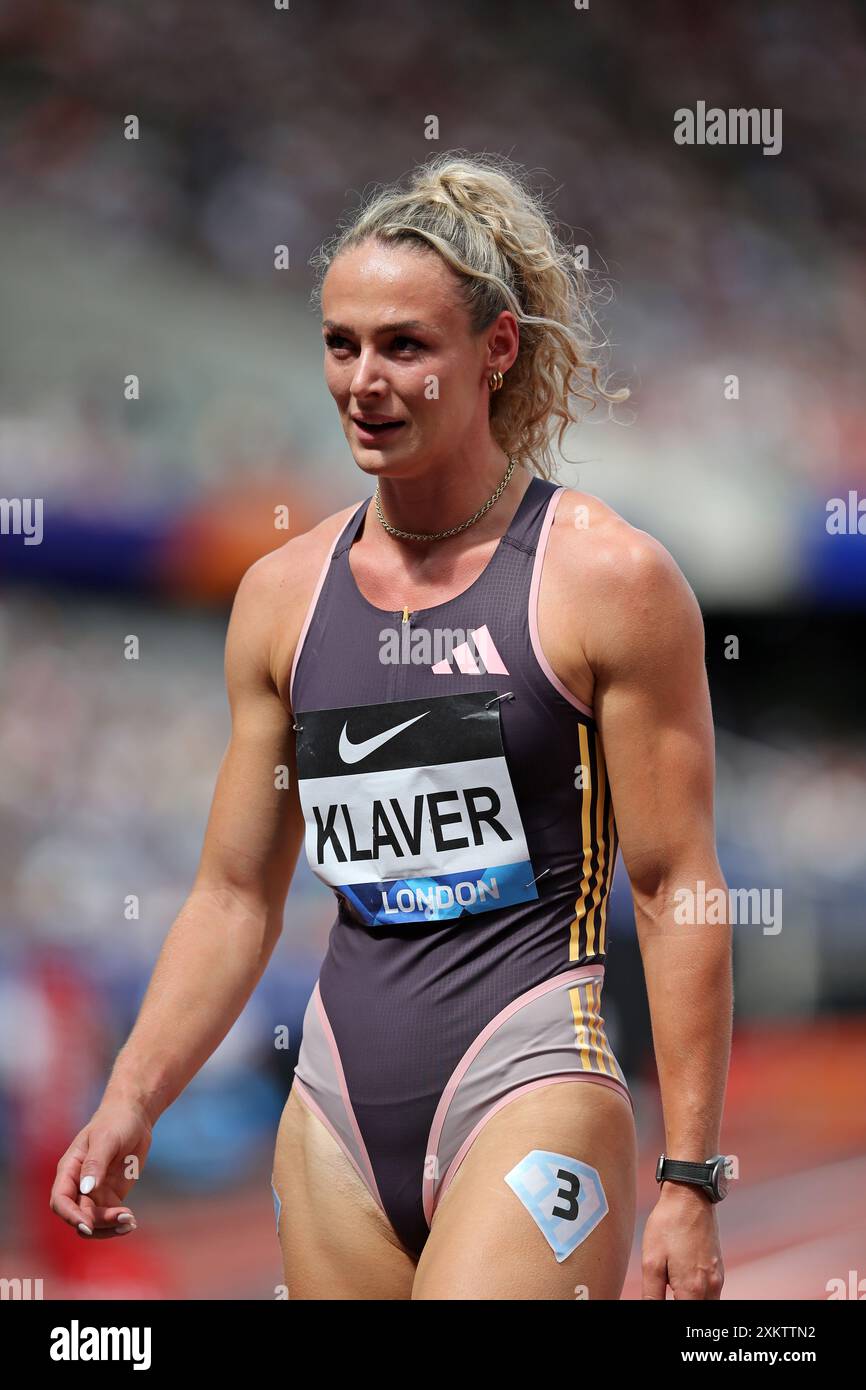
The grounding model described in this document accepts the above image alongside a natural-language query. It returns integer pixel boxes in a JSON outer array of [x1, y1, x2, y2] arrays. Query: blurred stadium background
[[1, 0, 865, 1299]]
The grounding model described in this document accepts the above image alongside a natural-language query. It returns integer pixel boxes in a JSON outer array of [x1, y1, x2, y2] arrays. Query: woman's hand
[[50, 1097, 154, 1239], [641, 1183, 725, 1299]]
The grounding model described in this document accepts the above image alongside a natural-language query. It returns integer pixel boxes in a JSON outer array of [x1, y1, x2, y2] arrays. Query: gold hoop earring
[[488, 370, 504, 393]]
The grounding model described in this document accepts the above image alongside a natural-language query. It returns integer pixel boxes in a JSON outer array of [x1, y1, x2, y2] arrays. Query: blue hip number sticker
[[504, 1149, 608, 1262]]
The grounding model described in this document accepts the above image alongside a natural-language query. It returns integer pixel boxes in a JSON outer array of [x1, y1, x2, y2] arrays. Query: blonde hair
[[310, 151, 629, 481]]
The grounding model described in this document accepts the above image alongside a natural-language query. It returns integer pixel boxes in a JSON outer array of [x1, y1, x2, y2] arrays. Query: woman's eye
[[324, 334, 423, 354]]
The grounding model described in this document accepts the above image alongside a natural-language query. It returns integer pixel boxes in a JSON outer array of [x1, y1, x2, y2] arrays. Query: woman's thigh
[[412, 1080, 637, 1300], [272, 1086, 416, 1300]]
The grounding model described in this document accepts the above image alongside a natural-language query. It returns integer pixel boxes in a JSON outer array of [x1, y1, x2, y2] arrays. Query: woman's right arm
[[50, 543, 308, 1237]]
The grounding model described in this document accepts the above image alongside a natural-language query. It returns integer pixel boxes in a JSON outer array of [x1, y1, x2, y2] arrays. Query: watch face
[[712, 1158, 729, 1200]]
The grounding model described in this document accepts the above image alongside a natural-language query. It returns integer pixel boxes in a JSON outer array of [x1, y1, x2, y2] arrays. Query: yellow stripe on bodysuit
[[569, 724, 595, 962], [569, 726, 618, 963], [569, 980, 620, 1078]]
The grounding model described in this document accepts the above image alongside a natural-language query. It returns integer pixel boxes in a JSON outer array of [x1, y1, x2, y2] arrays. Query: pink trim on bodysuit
[[422, 964, 629, 1225], [308, 981, 386, 1210], [289, 521, 348, 711], [432, 1072, 633, 1220], [528, 487, 594, 719], [291, 1076, 378, 1201]]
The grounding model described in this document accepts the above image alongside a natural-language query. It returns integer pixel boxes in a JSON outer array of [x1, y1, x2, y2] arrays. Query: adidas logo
[[432, 624, 509, 676]]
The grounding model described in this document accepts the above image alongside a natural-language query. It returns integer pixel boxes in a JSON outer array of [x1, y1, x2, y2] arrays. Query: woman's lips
[[353, 419, 406, 442]]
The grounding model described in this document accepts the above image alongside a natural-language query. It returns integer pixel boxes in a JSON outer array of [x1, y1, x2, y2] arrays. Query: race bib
[[294, 690, 538, 926]]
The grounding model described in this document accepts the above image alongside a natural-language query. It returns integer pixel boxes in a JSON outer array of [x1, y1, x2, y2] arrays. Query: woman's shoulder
[[228, 498, 369, 709], [547, 487, 703, 657], [550, 487, 691, 591], [228, 496, 363, 619], [242, 498, 365, 596]]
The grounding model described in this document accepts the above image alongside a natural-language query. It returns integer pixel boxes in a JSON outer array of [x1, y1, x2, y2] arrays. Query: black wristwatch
[[656, 1153, 729, 1203]]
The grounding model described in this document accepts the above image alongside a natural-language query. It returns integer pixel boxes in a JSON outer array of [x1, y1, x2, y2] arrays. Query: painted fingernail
[[115, 1222, 136, 1235], [78, 1222, 93, 1236], [116, 1212, 134, 1223], [79, 1176, 96, 1195]]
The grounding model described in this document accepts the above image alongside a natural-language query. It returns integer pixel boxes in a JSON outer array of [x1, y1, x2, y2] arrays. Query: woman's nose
[[350, 349, 386, 394]]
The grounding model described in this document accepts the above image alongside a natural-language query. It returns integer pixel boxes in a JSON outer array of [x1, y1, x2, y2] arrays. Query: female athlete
[[50, 152, 731, 1301]]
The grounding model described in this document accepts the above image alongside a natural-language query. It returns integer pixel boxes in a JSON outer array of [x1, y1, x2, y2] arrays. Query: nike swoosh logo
[[338, 710, 430, 765]]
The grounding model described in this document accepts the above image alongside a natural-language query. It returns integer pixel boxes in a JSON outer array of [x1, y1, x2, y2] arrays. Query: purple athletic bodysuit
[[282, 474, 632, 1258]]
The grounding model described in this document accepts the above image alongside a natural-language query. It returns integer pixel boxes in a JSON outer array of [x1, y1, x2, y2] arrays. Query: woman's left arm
[[584, 525, 732, 1301]]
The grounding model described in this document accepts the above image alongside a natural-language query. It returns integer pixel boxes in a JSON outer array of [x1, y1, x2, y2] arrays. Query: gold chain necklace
[[374, 456, 517, 542]]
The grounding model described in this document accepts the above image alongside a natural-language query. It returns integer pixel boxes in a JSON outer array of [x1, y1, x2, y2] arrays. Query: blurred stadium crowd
[[1, 0, 864, 569]]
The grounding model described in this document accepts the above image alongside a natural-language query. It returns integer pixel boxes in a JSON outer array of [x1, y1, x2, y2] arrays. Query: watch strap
[[661, 1159, 715, 1184]]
